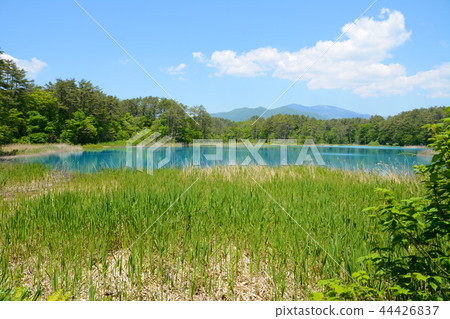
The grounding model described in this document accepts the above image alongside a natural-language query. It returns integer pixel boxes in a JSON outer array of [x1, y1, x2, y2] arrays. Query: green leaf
[[312, 292, 324, 301], [413, 273, 428, 282]]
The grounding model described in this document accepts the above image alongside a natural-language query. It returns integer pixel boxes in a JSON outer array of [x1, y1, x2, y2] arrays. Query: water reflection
[[14, 145, 431, 175]]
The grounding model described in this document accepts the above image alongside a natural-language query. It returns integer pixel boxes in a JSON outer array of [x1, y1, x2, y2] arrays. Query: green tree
[[0, 49, 33, 145], [26, 111, 49, 143], [189, 105, 212, 139], [319, 109, 450, 301], [61, 110, 98, 144]]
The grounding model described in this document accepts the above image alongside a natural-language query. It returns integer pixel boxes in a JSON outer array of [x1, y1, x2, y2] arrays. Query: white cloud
[[194, 8, 450, 98], [206, 48, 278, 77], [0, 53, 47, 78], [408, 62, 450, 98], [192, 52, 206, 63], [167, 63, 186, 75]]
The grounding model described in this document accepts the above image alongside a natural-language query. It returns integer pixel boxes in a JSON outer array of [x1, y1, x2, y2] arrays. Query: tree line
[[1, 50, 447, 147], [0, 50, 211, 146], [218, 106, 446, 146]]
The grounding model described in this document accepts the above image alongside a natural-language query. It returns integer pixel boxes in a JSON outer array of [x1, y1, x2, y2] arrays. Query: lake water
[[14, 145, 431, 175]]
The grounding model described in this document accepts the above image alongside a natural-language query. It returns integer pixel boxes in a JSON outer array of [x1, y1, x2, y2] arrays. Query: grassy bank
[[0, 163, 423, 300], [0, 143, 82, 158]]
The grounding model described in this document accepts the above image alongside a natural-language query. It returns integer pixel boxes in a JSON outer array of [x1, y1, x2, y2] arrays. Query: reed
[[0, 163, 423, 300], [1, 143, 82, 157]]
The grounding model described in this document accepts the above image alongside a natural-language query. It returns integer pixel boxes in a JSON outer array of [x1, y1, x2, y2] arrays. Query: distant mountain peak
[[211, 104, 371, 122]]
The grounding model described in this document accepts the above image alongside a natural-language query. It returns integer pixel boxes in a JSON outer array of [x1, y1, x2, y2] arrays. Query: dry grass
[[0, 163, 423, 300], [0, 143, 82, 158]]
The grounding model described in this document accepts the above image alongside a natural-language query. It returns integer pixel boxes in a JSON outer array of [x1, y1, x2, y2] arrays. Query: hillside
[[211, 106, 325, 121], [211, 104, 371, 121], [286, 104, 371, 119]]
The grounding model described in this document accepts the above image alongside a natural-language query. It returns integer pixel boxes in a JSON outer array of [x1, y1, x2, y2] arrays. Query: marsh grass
[[0, 143, 82, 157], [0, 163, 423, 300]]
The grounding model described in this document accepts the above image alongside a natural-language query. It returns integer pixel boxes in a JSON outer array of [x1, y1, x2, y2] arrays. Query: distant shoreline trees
[[0, 50, 447, 147]]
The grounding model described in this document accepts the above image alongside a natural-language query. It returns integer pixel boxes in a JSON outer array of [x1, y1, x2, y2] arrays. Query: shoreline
[[1, 142, 429, 160], [416, 148, 436, 157], [0, 144, 83, 160]]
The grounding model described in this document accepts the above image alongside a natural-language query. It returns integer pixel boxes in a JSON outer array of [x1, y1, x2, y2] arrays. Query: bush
[[319, 107, 450, 301], [29, 132, 48, 144]]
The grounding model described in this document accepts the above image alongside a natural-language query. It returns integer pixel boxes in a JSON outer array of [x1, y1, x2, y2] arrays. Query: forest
[[1, 50, 447, 147]]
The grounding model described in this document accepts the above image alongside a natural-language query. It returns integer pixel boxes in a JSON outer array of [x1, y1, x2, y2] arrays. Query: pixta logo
[[127, 130, 325, 175], [126, 129, 172, 175]]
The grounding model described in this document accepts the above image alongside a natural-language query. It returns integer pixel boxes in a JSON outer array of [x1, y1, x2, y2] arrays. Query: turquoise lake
[[14, 145, 431, 174]]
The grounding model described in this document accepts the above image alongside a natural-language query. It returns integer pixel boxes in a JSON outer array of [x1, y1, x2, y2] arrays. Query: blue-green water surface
[[14, 145, 431, 175]]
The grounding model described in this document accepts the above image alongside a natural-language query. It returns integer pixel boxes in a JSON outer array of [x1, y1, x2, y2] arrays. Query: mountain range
[[211, 104, 371, 121]]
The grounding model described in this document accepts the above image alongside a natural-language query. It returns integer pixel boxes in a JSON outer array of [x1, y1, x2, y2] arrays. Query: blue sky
[[1, 0, 449, 116]]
